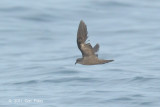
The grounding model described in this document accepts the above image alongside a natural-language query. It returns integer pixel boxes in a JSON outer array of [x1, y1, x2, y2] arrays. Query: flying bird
[[75, 20, 114, 65]]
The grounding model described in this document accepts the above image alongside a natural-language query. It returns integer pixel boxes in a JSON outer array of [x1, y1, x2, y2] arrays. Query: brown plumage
[[75, 20, 113, 65]]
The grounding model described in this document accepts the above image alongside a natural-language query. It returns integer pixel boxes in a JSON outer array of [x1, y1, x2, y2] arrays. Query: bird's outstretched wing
[[93, 44, 99, 52], [77, 20, 97, 57], [77, 20, 88, 45], [93, 43, 100, 57]]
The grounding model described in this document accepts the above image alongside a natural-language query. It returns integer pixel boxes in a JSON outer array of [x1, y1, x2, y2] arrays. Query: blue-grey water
[[0, 0, 160, 107]]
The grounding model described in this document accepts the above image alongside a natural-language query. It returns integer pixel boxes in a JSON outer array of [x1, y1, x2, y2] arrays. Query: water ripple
[[42, 77, 99, 83], [130, 76, 157, 82]]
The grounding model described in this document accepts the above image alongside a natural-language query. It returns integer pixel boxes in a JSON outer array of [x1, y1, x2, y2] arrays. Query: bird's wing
[[77, 20, 88, 45], [77, 20, 96, 57], [93, 44, 99, 52]]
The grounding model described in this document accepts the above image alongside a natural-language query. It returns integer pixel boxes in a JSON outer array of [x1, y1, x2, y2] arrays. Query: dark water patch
[[130, 76, 156, 82], [5, 52, 30, 57], [94, 90, 113, 93], [0, 29, 23, 33], [151, 67, 160, 71], [42, 77, 98, 83], [114, 29, 144, 34], [109, 68, 125, 72], [38, 69, 79, 77], [12, 80, 39, 85], [92, 1, 134, 8], [112, 78, 131, 84], [0, 43, 6, 45], [86, 90, 114, 95], [36, 37, 54, 41], [131, 94, 144, 98], [53, 70, 79, 75], [140, 101, 153, 105], [52, 56, 75, 61], [0, 105, 11, 107], [149, 46, 160, 51], [0, 6, 28, 12], [24, 66, 44, 70], [19, 13, 57, 22], [29, 56, 74, 62], [109, 97, 133, 101], [29, 58, 56, 62]]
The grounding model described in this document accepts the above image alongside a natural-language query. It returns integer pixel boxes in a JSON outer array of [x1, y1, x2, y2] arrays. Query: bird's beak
[[75, 62, 77, 65]]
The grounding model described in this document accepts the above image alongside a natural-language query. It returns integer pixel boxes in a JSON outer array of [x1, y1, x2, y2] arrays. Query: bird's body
[[75, 20, 113, 65], [76, 57, 113, 65]]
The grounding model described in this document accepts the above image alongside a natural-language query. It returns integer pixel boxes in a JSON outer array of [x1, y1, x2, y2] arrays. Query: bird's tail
[[102, 60, 114, 64]]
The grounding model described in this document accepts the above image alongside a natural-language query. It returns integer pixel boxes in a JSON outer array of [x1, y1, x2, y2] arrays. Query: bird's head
[[75, 58, 82, 65]]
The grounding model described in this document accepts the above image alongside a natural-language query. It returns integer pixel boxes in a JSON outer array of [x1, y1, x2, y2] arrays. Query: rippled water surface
[[1, 0, 160, 107]]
